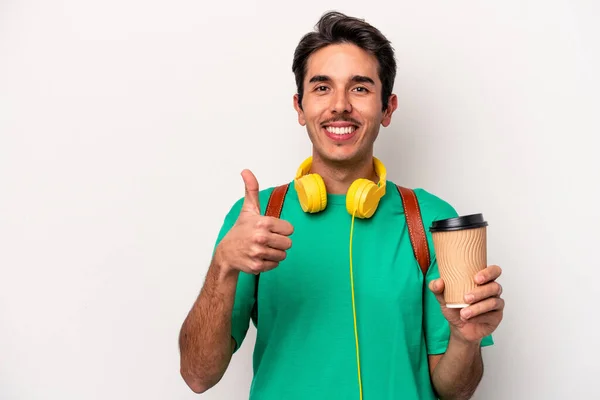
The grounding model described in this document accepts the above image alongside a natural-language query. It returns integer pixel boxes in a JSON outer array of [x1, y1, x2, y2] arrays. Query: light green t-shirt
[[213, 180, 493, 400]]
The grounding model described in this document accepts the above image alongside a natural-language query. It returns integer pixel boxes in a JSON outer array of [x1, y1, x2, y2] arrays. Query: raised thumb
[[241, 169, 260, 214]]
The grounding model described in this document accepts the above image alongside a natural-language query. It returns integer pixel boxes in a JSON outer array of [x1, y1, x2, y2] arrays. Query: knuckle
[[249, 245, 263, 258], [256, 218, 270, 229], [254, 233, 268, 245], [249, 260, 263, 272]]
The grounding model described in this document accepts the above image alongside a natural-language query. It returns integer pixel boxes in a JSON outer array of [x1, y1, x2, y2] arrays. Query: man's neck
[[309, 152, 379, 194]]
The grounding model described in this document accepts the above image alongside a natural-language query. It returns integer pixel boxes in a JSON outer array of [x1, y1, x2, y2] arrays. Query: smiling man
[[179, 11, 504, 400]]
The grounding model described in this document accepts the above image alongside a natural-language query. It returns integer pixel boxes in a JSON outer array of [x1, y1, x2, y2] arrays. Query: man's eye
[[353, 86, 368, 92], [316, 86, 329, 91]]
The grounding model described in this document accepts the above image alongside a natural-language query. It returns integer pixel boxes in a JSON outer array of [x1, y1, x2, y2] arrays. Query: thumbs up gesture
[[216, 170, 294, 275]]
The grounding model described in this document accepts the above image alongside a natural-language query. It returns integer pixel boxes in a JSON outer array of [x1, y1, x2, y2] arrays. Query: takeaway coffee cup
[[430, 214, 488, 308]]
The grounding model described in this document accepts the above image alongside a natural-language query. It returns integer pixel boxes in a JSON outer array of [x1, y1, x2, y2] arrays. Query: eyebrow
[[308, 75, 376, 86], [350, 75, 375, 85]]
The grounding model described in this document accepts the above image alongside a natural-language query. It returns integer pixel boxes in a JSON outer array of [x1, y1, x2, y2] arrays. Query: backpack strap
[[265, 184, 290, 219], [261, 183, 431, 274], [251, 183, 290, 325], [396, 186, 434, 364], [396, 185, 431, 276]]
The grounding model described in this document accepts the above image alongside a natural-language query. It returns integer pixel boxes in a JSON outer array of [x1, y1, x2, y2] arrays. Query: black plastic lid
[[430, 213, 488, 232]]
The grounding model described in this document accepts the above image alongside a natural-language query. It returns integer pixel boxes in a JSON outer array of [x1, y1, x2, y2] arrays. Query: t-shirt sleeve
[[212, 197, 256, 354], [416, 189, 494, 355]]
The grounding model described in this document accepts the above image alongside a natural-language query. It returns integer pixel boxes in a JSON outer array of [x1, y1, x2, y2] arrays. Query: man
[[179, 11, 504, 400]]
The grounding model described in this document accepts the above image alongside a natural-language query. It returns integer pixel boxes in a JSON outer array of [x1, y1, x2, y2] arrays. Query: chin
[[316, 148, 363, 165]]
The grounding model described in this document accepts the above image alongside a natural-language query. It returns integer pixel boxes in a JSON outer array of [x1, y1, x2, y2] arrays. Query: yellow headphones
[[293, 156, 387, 219]]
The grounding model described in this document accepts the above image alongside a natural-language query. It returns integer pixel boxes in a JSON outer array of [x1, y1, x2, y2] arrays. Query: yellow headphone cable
[[349, 205, 363, 400]]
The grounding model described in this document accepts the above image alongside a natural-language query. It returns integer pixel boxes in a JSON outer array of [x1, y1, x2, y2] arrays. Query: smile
[[325, 126, 357, 135], [322, 124, 358, 141]]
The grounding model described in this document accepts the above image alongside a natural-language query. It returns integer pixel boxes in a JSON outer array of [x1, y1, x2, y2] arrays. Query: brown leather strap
[[265, 184, 289, 218], [396, 185, 431, 276], [253, 184, 290, 326], [264, 184, 430, 273]]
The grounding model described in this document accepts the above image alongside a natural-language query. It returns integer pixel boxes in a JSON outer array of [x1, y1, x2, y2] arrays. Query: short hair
[[292, 11, 396, 111]]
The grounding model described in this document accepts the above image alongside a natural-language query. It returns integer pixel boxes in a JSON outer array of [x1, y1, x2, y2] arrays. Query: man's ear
[[381, 94, 398, 127], [293, 94, 306, 126]]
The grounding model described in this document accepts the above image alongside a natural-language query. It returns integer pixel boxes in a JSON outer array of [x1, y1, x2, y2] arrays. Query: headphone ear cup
[[346, 179, 380, 219], [295, 174, 327, 213]]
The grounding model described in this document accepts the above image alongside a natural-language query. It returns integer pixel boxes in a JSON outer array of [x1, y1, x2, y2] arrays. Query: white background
[[1, 1, 598, 399]]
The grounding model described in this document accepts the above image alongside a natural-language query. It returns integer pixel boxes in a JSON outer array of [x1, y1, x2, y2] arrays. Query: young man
[[179, 11, 504, 400]]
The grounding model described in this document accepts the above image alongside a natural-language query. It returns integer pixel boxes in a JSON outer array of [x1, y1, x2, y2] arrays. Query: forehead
[[304, 43, 380, 84]]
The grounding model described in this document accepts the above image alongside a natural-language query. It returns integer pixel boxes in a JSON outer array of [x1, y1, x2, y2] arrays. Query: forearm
[[179, 249, 239, 393], [431, 332, 483, 400]]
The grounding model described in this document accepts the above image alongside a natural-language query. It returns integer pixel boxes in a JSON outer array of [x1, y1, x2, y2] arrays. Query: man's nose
[[331, 90, 352, 114]]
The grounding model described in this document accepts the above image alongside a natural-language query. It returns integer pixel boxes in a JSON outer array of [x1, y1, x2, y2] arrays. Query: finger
[[464, 282, 503, 304], [255, 216, 294, 236], [474, 265, 502, 285], [429, 278, 444, 293], [241, 169, 260, 214], [247, 259, 279, 274], [462, 310, 503, 326], [460, 297, 505, 320], [260, 247, 288, 262], [269, 218, 294, 236], [248, 243, 287, 262], [259, 260, 280, 272], [266, 233, 293, 251], [428, 279, 446, 305]]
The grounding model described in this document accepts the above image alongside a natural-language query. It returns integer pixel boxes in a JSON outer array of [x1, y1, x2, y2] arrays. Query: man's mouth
[[324, 125, 357, 135], [321, 122, 359, 141]]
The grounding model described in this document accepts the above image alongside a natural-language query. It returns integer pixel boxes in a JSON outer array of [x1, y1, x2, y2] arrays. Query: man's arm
[[428, 337, 483, 400], [427, 265, 504, 400], [178, 249, 239, 393], [178, 169, 294, 394]]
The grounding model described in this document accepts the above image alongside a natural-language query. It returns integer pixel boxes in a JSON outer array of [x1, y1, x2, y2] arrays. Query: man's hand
[[429, 265, 505, 343], [215, 169, 294, 276]]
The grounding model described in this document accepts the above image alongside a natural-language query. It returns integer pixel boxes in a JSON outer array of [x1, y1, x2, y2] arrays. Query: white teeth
[[326, 126, 356, 135]]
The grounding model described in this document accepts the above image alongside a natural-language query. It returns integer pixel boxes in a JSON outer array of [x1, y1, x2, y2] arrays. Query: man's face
[[294, 43, 397, 164]]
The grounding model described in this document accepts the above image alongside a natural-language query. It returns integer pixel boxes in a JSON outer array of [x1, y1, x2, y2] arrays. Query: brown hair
[[292, 11, 396, 111]]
